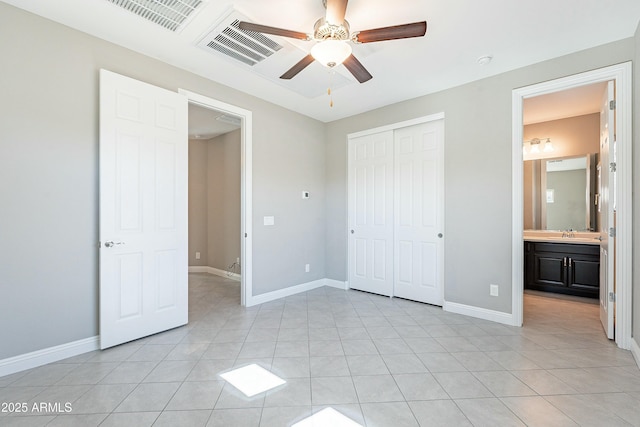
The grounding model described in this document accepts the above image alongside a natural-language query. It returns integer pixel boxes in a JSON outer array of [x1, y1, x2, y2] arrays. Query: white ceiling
[[4, 0, 640, 123], [523, 81, 608, 125], [188, 104, 239, 140]]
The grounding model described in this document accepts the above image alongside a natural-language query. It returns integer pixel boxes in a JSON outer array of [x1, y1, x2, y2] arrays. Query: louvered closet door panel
[[348, 131, 395, 297]]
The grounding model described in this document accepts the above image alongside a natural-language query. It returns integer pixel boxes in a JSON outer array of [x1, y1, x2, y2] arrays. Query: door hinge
[[609, 100, 616, 110], [609, 227, 616, 237], [609, 292, 616, 302], [609, 162, 616, 173]]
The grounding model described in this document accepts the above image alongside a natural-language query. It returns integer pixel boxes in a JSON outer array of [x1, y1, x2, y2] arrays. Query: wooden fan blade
[[238, 22, 309, 41], [325, 0, 348, 25], [280, 54, 315, 80], [343, 54, 373, 83], [354, 21, 427, 43]]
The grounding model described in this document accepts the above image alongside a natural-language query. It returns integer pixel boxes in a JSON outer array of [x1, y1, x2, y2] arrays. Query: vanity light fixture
[[529, 138, 541, 154], [523, 137, 552, 155]]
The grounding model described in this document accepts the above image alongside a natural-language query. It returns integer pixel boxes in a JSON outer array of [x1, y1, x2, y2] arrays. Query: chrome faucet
[[562, 229, 575, 238]]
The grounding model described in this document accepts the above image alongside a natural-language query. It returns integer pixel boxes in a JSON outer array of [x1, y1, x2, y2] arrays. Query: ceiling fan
[[238, 0, 427, 83]]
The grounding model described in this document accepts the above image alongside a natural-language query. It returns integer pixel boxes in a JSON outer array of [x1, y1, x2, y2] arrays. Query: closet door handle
[[563, 257, 567, 268]]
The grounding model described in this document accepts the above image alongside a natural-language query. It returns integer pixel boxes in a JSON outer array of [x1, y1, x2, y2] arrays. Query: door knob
[[104, 241, 125, 248], [437, 233, 443, 238], [350, 230, 354, 234]]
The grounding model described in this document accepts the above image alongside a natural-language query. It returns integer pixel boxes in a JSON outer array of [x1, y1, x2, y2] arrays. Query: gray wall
[[0, 3, 326, 359], [188, 139, 209, 266], [632, 21, 640, 352], [188, 131, 241, 271], [325, 39, 635, 314], [207, 130, 241, 271]]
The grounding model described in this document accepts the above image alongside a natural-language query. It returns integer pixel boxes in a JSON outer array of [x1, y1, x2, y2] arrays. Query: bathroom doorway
[[511, 63, 633, 350]]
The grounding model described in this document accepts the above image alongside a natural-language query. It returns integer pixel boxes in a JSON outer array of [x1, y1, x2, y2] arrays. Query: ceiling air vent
[[198, 16, 283, 67], [106, 0, 203, 32]]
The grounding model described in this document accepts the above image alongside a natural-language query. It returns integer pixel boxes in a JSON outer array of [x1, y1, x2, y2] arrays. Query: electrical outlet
[[236, 257, 240, 264], [305, 264, 310, 273], [490, 284, 499, 297], [195, 252, 201, 260]]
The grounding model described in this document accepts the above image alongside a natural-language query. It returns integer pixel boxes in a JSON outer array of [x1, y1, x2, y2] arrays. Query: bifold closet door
[[348, 131, 395, 297], [393, 121, 444, 305]]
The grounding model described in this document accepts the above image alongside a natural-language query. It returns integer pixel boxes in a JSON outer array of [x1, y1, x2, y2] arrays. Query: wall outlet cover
[[490, 284, 499, 297]]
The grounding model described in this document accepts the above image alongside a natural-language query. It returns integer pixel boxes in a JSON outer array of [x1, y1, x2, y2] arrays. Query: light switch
[[263, 216, 275, 226]]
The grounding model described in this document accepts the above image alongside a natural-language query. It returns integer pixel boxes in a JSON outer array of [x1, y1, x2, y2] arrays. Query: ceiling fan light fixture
[[311, 39, 352, 67]]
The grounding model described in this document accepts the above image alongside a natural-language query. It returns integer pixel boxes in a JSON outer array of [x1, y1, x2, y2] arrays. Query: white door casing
[[511, 63, 632, 350], [393, 121, 444, 305], [99, 69, 188, 349], [599, 80, 614, 339], [348, 130, 395, 297], [178, 89, 253, 307]]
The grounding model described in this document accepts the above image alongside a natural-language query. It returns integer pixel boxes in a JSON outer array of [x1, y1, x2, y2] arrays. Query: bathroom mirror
[[523, 154, 598, 231]]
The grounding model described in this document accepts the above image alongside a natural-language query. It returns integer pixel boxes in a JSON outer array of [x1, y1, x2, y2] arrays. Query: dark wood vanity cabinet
[[524, 241, 599, 298]]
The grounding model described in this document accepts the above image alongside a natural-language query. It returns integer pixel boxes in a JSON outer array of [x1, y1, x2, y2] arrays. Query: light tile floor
[[1, 273, 639, 426]]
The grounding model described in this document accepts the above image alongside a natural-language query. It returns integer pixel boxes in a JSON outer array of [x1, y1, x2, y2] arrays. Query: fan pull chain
[[328, 70, 335, 107]]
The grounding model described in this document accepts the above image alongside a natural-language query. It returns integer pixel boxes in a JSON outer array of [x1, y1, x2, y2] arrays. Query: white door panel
[[348, 120, 444, 305], [393, 121, 444, 305], [348, 131, 394, 296], [599, 81, 614, 339], [100, 69, 188, 349]]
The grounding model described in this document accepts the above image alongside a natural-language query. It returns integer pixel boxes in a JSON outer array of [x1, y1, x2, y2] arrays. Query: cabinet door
[[567, 254, 600, 295], [532, 252, 566, 288]]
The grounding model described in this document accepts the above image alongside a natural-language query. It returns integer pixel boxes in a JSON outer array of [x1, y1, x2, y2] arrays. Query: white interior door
[[348, 131, 394, 296], [99, 69, 188, 349], [599, 80, 614, 339], [393, 121, 444, 305]]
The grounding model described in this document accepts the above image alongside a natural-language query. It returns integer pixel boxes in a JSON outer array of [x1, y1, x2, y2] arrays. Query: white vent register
[[106, 0, 203, 32], [198, 15, 283, 66]]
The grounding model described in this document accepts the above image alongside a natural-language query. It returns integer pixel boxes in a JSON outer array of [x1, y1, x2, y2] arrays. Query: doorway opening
[[187, 103, 242, 281], [180, 89, 253, 307], [511, 63, 633, 350]]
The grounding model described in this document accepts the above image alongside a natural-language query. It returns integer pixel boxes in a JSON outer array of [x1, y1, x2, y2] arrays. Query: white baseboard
[[0, 336, 99, 378], [247, 279, 327, 307], [324, 279, 349, 290], [189, 266, 241, 282], [630, 338, 640, 369], [443, 301, 515, 326]]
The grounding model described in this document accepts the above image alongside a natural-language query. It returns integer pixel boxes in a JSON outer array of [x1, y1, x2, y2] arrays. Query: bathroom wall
[[523, 113, 600, 161]]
